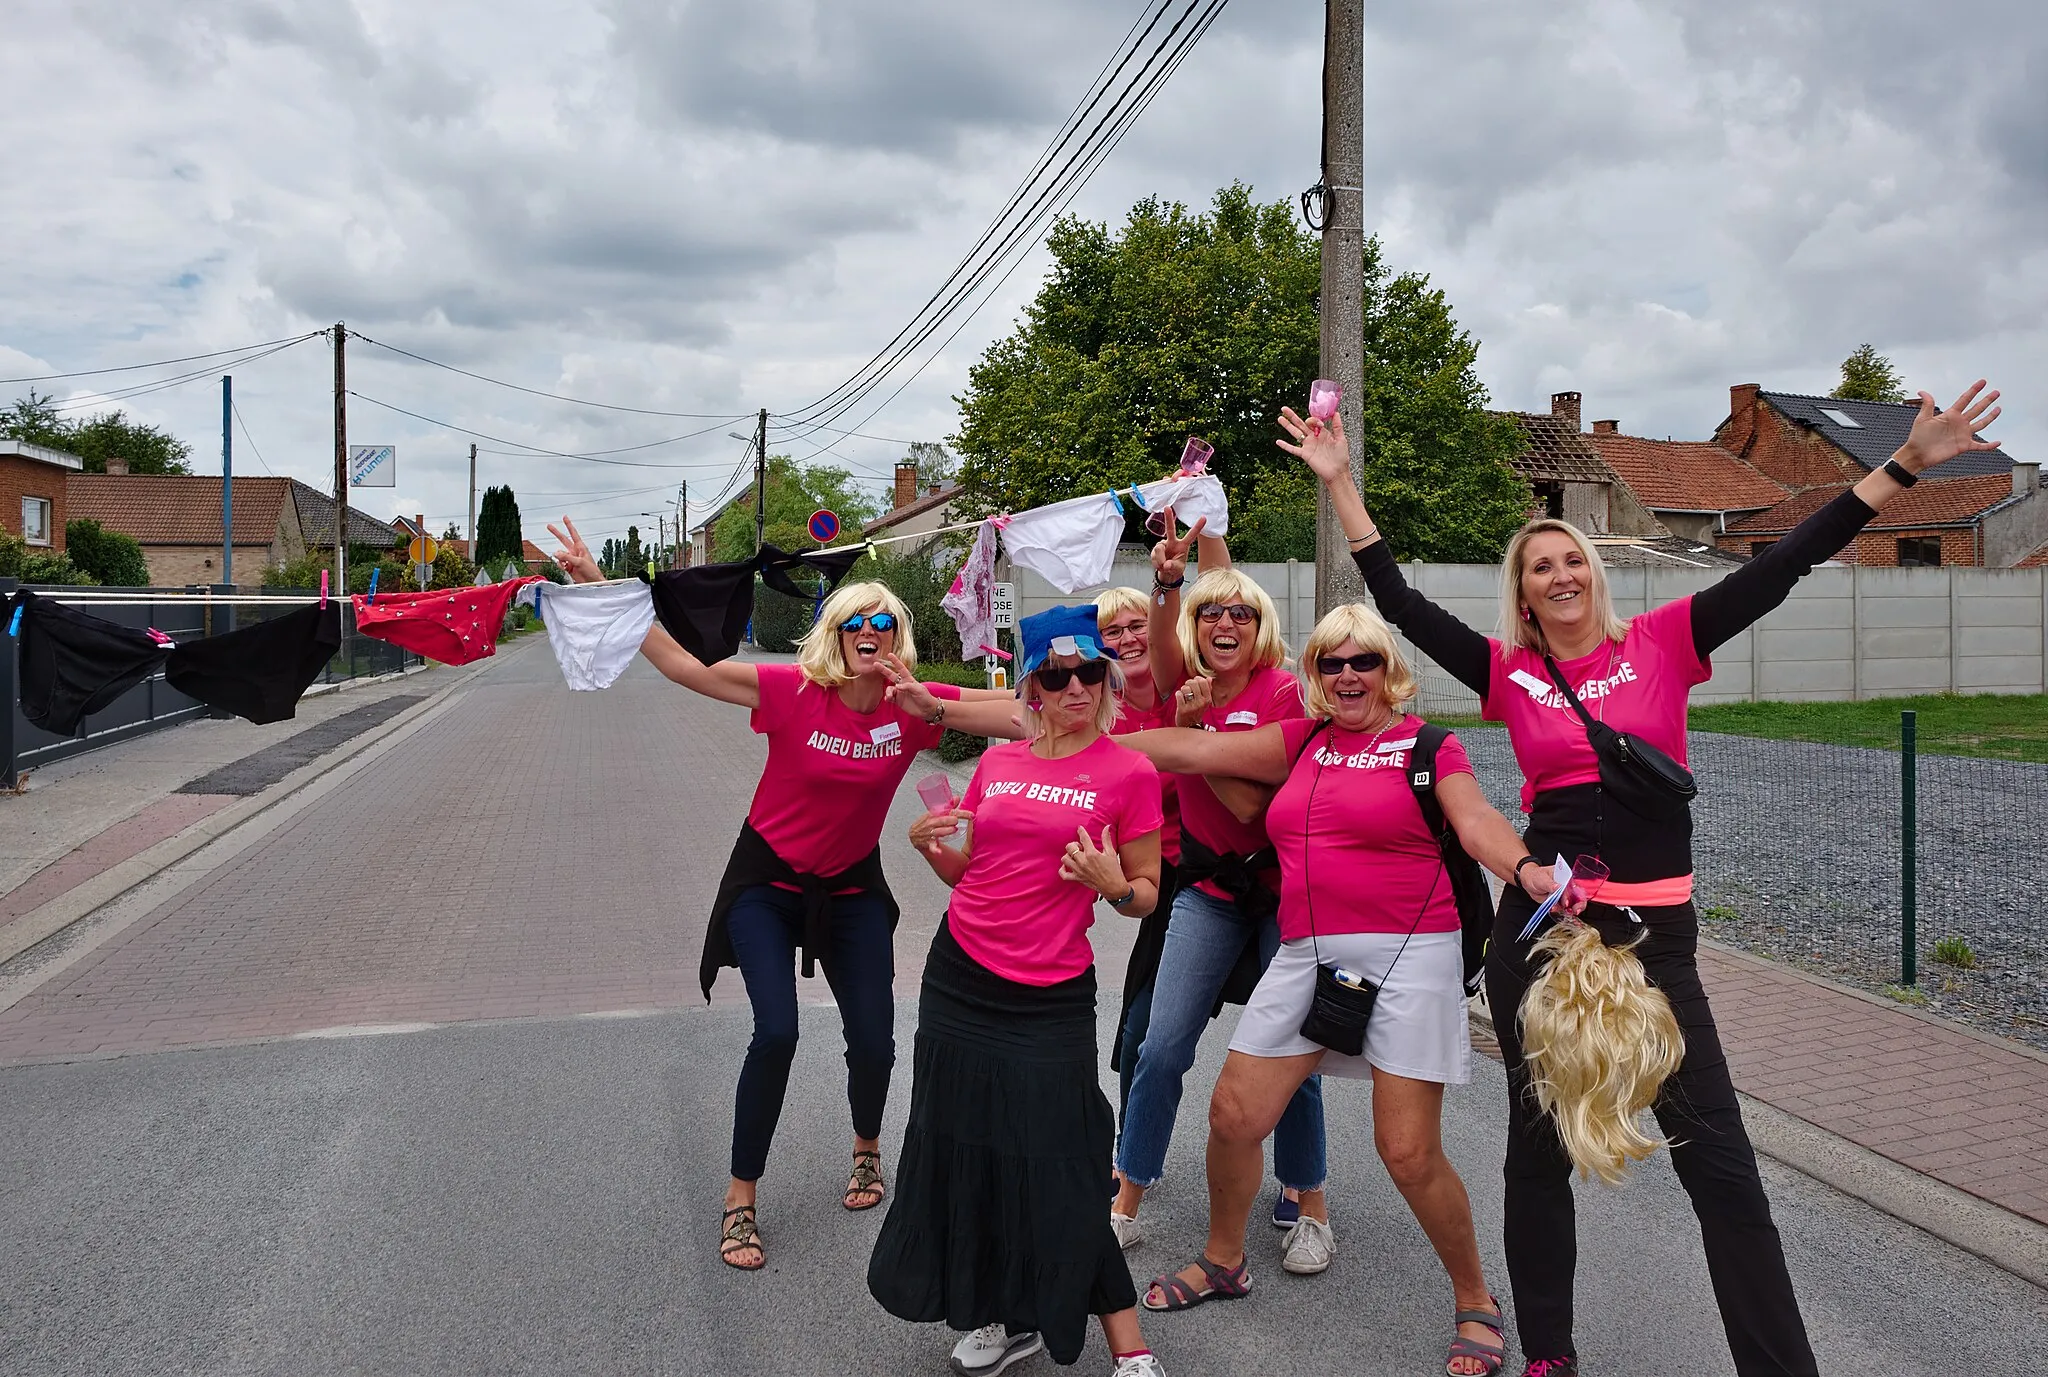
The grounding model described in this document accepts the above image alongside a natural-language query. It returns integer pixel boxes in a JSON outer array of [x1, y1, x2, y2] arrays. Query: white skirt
[[1228, 930, 1471, 1084]]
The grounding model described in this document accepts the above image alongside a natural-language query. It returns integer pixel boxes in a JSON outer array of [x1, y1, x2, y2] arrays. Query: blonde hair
[[1299, 604, 1418, 718], [1020, 658, 1125, 739], [796, 581, 916, 688], [1094, 586, 1149, 626], [1517, 920, 1685, 1185], [1498, 519, 1631, 661], [1176, 568, 1287, 678]]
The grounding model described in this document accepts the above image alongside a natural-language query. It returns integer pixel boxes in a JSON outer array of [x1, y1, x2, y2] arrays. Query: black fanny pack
[[1300, 964, 1378, 1056], [1543, 654, 1697, 821]]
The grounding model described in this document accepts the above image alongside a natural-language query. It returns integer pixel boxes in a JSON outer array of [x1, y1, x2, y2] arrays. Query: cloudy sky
[[3, 0, 2039, 552]]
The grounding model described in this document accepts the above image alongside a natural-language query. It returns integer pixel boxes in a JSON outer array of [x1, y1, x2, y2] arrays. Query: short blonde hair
[[1020, 657, 1125, 739], [796, 581, 916, 688], [1176, 568, 1287, 677], [1094, 586, 1149, 627], [1518, 921, 1685, 1185], [1498, 519, 1630, 660], [1299, 604, 1418, 718]]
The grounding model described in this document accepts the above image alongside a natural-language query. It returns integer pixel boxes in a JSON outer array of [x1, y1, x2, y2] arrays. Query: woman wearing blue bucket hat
[[872, 605, 1172, 1377]]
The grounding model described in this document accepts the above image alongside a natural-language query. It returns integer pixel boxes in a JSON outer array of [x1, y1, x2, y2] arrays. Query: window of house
[[1819, 407, 1861, 429], [20, 496, 52, 546], [1897, 536, 1942, 567], [1531, 481, 1565, 520], [1749, 540, 1777, 556]]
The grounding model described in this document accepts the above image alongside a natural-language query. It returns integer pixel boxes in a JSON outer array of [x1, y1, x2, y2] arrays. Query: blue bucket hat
[[1019, 604, 1107, 676]]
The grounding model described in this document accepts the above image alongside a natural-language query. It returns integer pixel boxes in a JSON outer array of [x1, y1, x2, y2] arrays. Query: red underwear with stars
[[352, 577, 544, 666]]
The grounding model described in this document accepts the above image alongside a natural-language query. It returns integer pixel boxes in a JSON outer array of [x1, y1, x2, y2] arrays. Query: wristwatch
[[1107, 885, 1137, 908], [1881, 457, 1919, 487], [1513, 855, 1543, 883]]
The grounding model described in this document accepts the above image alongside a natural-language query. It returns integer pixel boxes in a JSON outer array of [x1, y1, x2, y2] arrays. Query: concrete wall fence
[[1010, 557, 2048, 712]]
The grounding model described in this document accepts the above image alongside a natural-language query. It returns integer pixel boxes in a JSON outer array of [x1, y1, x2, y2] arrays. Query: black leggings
[[1489, 891, 1816, 1376]]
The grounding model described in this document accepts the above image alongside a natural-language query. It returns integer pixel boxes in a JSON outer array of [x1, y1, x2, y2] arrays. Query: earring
[[1026, 699, 1043, 713], [1521, 605, 1533, 622]]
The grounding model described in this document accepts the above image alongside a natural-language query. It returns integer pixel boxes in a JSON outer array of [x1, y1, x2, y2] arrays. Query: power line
[[347, 392, 749, 468], [0, 331, 326, 385], [40, 336, 319, 412], [346, 331, 740, 419], [229, 399, 278, 477]]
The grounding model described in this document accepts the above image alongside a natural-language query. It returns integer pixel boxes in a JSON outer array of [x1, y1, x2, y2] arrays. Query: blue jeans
[[1116, 886, 1326, 1191], [726, 884, 896, 1181], [1116, 982, 1154, 1136]]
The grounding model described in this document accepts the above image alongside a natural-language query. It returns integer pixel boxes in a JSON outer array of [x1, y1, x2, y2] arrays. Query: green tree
[[711, 456, 880, 563], [905, 440, 958, 491], [1, 390, 193, 474], [474, 485, 525, 573], [951, 184, 1528, 561], [63, 519, 150, 586], [624, 525, 648, 578], [1831, 344, 1907, 403]]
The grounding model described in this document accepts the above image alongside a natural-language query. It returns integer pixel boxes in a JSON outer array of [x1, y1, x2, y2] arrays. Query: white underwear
[[538, 579, 655, 691]]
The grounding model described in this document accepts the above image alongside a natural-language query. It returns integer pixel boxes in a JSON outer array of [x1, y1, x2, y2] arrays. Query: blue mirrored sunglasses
[[838, 612, 898, 633]]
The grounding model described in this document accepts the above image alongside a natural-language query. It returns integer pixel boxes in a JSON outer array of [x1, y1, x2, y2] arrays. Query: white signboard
[[348, 445, 396, 487], [991, 581, 1016, 630]]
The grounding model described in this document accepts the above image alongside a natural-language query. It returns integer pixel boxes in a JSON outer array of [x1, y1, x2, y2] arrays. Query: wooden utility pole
[[752, 407, 769, 553], [332, 322, 348, 597], [1313, 0, 1367, 616]]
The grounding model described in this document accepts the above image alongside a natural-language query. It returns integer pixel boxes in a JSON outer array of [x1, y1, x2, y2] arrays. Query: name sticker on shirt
[[1508, 669, 1551, 700], [1224, 710, 1260, 726], [1376, 736, 1417, 753], [870, 721, 902, 746]]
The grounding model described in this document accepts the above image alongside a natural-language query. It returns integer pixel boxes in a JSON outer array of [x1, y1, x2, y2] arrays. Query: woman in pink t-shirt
[[868, 605, 1169, 1377], [1282, 382, 2006, 1377], [1116, 603, 1550, 1376], [548, 518, 976, 1274]]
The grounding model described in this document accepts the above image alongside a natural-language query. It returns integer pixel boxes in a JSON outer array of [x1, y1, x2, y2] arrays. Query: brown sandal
[[843, 1149, 886, 1211], [720, 1204, 764, 1270]]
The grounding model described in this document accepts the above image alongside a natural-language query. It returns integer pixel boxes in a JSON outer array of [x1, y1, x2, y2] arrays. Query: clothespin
[[366, 568, 380, 604], [1106, 488, 1125, 515], [992, 514, 1013, 531], [979, 643, 1013, 661], [319, 569, 329, 609], [145, 628, 175, 648], [7, 603, 21, 637], [1127, 485, 1150, 511]]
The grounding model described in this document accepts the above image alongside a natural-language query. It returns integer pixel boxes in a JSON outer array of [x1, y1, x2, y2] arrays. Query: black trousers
[[1489, 890, 1817, 1376]]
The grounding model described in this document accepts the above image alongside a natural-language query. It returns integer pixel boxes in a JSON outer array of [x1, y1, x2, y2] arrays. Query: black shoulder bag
[[1542, 653, 1697, 821], [1403, 724, 1495, 996]]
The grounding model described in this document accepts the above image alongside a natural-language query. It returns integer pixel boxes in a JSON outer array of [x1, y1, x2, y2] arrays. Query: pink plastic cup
[[916, 773, 955, 815], [1309, 379, 1341, 422], [1178, 436, 1213, 475], [1566, 854, 1610, 912]]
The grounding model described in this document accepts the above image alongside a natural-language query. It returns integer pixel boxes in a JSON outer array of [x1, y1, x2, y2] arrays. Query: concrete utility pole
[[221, 375, 233, 586], [752, 407, 768, 554], [1313, 0, 1367, 617], [676, 481, 687, 568], [468, 443, 478, 558], [333, 323, 348, 598]]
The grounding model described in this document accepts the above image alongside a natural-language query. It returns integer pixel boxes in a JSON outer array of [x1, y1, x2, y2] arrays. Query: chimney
[[1591, 419, 1618, 435], [893, 463, 918, 510], [1722, 383, 1761, 454], [105, 455, 129, 476], [1550, 392, 1582, 430], [2015, 460, 2040, 499]]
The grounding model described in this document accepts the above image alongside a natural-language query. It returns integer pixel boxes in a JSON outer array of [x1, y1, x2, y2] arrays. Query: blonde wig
[[1094, 585, 1150, 627], [1176, 568, 1288, 678], [1299, 603, 1418, 719], [796, 581, 917, 688], [1497, 519, 1631, 662], [1020, 658, 1125, 740], [1517, 920, 1685, 1185]]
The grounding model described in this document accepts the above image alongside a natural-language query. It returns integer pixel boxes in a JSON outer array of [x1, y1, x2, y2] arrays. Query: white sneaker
[[950, 1324, 1044, 1375], [1280, 1214, 1335, 1275], [1110, 1210, 1143, 1251], [1112, 1353, 1166, 1377]]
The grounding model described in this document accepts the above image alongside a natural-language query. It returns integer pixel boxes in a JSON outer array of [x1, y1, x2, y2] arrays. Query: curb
[[1468, 1008, 2048, 1292], [0, 656, 493, 969]]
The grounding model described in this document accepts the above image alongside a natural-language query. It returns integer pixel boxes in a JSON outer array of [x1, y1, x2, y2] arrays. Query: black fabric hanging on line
[[649, 543, 872, 666], [164, 602, 342, 725], [8, 589, 171, 737]]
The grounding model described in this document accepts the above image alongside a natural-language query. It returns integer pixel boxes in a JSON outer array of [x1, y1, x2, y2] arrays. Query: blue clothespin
[[7, 603, 21, 638], [1106, 488, 1125, 515], [366, 568, 380, 604], [1127, 485, 1150, 511]]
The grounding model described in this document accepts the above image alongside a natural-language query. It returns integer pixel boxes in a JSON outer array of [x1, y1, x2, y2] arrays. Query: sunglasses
[[1196, 603, 1259, 625], [837, 612, 897, 633], [1033, 660, 1112, 692], [1316, 652, 1386, 676]]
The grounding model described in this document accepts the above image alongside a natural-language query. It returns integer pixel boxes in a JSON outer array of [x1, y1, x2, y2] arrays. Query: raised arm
[[1691, 381, 2006, 656], [879, 656, 1025, 739], [1120, 722, 1294, 785], [1276, 409, 1492, 695], [1145, 512, 1205, 692]]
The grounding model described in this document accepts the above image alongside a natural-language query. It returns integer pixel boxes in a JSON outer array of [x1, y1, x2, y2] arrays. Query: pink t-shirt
[[1171, 665, 1304, 896], [1109, 688, 1182, 864], [946, 735, 1164, 986], [1482, 598, 1707, 813], [746, 663, 963, 875], [1266, 716, 1471, 940]]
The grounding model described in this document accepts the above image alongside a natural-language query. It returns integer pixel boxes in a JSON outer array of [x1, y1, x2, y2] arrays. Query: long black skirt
[[867, 919, 1136, 1366]]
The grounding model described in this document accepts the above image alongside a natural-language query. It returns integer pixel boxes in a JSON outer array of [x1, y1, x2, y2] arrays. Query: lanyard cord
[[1300, 715, 1443, 979]]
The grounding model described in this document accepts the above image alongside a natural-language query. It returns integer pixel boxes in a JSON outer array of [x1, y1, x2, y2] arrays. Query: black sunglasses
[[1196, 603, 1259, 625], [1034, 660, 1112, 692], [1316, 652, 1386, 676], [838, 612, 897, 633]]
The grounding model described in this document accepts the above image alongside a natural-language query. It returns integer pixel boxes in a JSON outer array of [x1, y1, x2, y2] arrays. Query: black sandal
[[720, 1205, 764, 1270], [843, 1149, 886, 1211], [1446, 1297, 1506, 1376]]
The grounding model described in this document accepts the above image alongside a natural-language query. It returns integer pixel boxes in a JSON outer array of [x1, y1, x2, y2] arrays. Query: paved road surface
[[2, 640, 2042, 1375]]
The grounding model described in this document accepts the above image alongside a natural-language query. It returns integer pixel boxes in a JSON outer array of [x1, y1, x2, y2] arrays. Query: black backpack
[[1404, 723, 1495, 995]]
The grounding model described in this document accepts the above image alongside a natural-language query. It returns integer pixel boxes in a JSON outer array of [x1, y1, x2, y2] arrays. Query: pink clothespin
[[979, 643, 1013, 661], [992, 514, 1013, 531], [319, 569, 330, 609], [145, 628, 176, 648]]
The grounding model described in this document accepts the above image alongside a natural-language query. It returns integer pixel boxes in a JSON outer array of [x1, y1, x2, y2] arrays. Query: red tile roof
[[2016, 542, 2048, 569], [443, 537, 552, 568], [67, 475, 294, 545], [1584, 433, 1785, 513], [1727, 475, 2019, 534], [865, 484, 962, 535]]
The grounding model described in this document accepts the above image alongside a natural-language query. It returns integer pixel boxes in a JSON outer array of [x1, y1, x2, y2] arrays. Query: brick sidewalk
[[1700, 941, 2048, 1227]]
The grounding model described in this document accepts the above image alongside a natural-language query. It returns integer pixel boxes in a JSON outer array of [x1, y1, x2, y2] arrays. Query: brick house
[[65, 471, 399, 585], [862, 463, 963, 556], [437, 535, 555, 573], [1710, 386, 2046, 566], [1503, 394, 1669, 539], [1, 440, 83, 553], [1580, 422, 1788, 544]]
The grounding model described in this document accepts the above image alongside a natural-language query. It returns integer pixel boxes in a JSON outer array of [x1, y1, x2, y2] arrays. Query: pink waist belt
[[1595, 873, 1695, 907]]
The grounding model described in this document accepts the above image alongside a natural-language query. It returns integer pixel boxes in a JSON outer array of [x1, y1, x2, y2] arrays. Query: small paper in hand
[[1518, 857, 1576, 942]]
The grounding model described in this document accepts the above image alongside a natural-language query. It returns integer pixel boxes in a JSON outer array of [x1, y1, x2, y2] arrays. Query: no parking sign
[[807, 509, 840, 543]]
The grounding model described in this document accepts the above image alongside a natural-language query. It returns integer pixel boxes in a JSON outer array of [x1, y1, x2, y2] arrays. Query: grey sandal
[[1140, 1255, 1251, 1312], [1446, 1299, 1506, 1376]]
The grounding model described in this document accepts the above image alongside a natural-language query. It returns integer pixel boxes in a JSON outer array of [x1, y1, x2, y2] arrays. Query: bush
[[857, 540, 970, 663], [751, 580, 818, 652], [63, 520, 150, 586], [0, 532, 95, 585], [919, 661, 1005, 762]]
